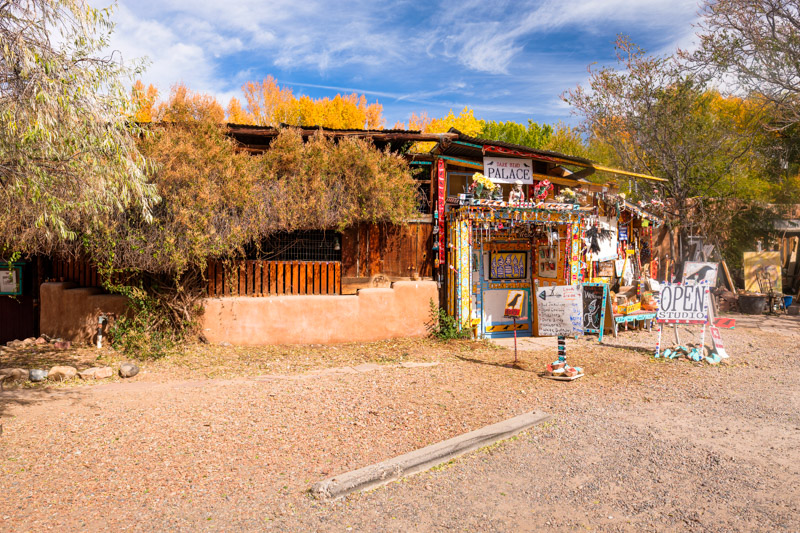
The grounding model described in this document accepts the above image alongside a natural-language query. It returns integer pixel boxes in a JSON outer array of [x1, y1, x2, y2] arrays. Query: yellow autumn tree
[[240, 76, 384, 129], [130, 80, 159, 122], [226, 97, 253, 124], [155, 84, 226, 124], [404, 107, 484, 151]]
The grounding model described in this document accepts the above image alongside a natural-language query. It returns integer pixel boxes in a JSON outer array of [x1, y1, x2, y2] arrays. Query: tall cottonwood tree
[[241, 76, 384, 129], [564, 37, 759, 260], [0, 0, 157, 253], [692, 0, 800, 129]]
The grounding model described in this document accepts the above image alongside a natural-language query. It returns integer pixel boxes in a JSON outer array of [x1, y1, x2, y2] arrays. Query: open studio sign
[[657, 283, 709, 324]]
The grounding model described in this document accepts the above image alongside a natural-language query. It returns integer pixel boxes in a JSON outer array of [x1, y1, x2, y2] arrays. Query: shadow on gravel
[[455, 354, 531, 371], [600, 344, 655, 355], [0, 386, 85, 419]]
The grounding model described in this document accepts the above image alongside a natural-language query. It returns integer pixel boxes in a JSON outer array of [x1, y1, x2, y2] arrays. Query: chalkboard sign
[[535, 283, 584, 337], [582, 283, 608, 342]]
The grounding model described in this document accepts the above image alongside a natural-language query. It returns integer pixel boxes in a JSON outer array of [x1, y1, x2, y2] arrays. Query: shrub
[[426, 299, 471, 340]]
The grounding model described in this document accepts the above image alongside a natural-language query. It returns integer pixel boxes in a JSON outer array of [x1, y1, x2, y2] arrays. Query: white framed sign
[[683, 262, 719, 286], [483, 156, 534, 184], [0, 266, 21, 295], [657, 283, 708, 324], [536, 284, 583, 337]]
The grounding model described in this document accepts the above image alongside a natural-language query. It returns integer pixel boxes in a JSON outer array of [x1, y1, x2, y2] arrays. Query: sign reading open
[[657, 283, 708, 324]]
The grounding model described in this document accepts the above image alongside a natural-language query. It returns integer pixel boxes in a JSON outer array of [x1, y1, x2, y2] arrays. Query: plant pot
[[738, 294, 767, 314]]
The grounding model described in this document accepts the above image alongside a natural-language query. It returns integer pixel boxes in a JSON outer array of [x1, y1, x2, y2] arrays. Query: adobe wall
[[39, 282, 129, 344], [201, 280, 437, 345]]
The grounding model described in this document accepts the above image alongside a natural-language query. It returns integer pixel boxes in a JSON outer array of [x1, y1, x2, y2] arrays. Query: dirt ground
[[1, 314, 798, 531]]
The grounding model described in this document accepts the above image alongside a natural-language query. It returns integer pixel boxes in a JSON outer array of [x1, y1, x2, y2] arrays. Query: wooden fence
[[51, 258, 104, 288], [207, 260, 341, 297]]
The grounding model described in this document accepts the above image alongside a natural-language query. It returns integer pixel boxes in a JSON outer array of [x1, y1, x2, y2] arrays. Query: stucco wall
[[40, 282, 129, 344], [201, 280, 438, 345]]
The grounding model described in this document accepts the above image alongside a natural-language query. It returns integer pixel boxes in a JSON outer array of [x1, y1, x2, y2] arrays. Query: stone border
[[310, 410, 552, 500]]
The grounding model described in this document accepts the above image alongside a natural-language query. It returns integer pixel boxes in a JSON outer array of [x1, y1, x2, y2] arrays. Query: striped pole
[[699, 286, 709, 359], [557, 335, 566, 363], [655, 323, 663, 358]]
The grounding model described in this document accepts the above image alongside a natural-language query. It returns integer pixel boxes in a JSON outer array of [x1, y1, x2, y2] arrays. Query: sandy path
[[1, 317, 798, 531]]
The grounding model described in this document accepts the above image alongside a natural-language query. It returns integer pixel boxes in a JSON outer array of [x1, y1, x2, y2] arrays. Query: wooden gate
[[206, 260, 342, 296]]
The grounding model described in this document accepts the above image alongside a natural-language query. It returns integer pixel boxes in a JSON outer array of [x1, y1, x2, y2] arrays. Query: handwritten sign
[[657, 283, 708, 324], [536, 284, 583, 337], [504, 290, 525, 318], [483, 156, 534, 184]]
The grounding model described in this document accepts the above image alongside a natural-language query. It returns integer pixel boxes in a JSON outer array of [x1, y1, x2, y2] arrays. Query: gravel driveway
[[1, 315, 798, 531]]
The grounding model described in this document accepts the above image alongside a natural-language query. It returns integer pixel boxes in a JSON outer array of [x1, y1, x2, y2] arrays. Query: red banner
[[437, 158, 446, 263]]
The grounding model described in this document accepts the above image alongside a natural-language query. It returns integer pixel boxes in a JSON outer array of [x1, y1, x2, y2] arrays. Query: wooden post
[[299, 262, 306, 295], [215, 261, 223, 297], [721, 260, 736, 292], [276, 262, 284, 295]]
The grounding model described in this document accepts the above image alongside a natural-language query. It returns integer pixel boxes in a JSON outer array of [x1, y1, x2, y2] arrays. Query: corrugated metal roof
[[225, 123, 422, 135], [442, 128, 595, 167]]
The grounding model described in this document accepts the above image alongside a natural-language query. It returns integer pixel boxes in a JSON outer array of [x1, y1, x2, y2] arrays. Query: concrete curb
[[310, 410, 552, 500]]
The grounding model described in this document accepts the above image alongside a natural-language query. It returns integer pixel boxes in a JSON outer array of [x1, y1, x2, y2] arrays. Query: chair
[[756, 270, 787, 314]]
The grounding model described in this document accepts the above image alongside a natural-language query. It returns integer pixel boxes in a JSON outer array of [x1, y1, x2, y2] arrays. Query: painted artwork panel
[[484, 288, 529, 322], [489, 251, 528, 280], [743, 251, 782, 292], [537, 246, 558, 279], [682, 261, 719, 286]]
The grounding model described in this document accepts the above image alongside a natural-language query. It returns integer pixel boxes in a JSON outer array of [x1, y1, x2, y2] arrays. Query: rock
[[79, 366, 113, 380], [5, 340, 23, 348], [53, 341, 71, 350], [48, 365, 77, 381], [21, 337, 36, 347], [0, 368, 29, 382], [34, 337, 47, 345], [219, 341, 232, 347], [119, 363, 140, 378], [29, 369, 48, 382]]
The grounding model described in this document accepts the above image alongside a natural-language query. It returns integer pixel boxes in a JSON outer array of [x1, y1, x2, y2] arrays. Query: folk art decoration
[[582, 283, 608, 342], [490, 251, 527, 280], [509, 183, 525, 205], [532, 179, 553, 201]]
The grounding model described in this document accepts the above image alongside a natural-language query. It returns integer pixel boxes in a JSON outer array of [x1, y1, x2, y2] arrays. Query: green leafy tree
[[0, 0, 158, 255], [564, 36, 765, 262], [479, 120, 553, 149]]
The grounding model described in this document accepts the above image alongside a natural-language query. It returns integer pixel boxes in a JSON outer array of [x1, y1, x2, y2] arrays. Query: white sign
[[683, 262, 719, 286], [483, 156, 534, 184], [709, 326, 729, 358], [657, 283, 708, 324], [0, 269, 17, 293], [536, 284, 584, 337]]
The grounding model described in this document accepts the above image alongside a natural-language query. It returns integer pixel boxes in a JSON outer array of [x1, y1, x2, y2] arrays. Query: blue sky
[[109, 0, 702, 127]]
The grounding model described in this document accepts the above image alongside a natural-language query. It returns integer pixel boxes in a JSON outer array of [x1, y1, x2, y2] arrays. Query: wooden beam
[[592, 164, 667, 182]]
